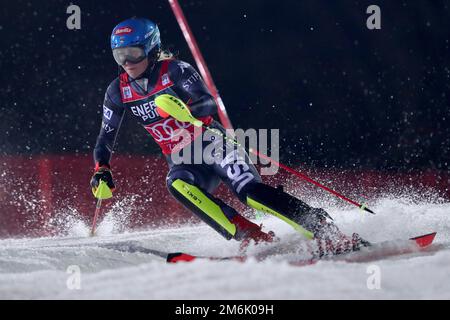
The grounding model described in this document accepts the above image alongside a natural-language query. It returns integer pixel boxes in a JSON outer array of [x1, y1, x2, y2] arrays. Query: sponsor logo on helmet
[[114, 26, 133, 35]]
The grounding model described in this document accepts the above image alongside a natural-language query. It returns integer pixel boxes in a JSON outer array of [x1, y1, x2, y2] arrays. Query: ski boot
[[231, 215, 277, 252], [302, 208, 370, 256]]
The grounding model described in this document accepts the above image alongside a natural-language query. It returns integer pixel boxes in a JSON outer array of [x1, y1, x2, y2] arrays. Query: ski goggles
[[112, 46, 146, 65]]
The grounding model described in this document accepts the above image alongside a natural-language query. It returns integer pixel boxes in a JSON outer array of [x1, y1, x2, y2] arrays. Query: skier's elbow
[[190, 96, 218, 117]]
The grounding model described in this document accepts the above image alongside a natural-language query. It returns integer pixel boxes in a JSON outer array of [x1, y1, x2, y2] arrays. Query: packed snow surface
[[0, 197, 449, 299]]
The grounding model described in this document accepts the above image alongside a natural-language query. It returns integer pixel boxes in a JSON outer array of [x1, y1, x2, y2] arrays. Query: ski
[[410, 232, 436, 247], [100, 232, 437, 266], [166, 232, 438, 265], [324, 231, 438, 264]]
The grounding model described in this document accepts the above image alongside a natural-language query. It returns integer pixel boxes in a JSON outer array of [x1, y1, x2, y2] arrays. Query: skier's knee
[[242, 183, 282, 203], [166, 166, 220, 194], [233, 180, 263, 203], [166, 168, 196, 191]]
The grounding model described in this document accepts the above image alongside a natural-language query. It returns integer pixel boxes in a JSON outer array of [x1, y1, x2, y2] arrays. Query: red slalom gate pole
[[168, 0, 233, 129], [250, 148, 375, 214]]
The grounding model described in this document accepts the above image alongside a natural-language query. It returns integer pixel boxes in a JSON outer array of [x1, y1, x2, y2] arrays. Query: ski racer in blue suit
[[91, 17, 368, 254]]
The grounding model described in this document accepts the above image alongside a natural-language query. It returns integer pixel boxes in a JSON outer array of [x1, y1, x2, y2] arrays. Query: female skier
[[91, 17, 366, 253]]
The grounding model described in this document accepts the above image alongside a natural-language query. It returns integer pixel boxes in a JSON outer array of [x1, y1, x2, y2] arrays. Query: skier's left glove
[[90, 164, 115, 192]]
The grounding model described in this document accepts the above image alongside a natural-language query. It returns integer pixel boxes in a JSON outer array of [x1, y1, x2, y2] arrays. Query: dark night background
[[0, 0, 449, 172]]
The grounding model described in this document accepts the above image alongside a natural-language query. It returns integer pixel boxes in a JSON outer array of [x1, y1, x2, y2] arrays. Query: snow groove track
[[0, 198, 449, 299]]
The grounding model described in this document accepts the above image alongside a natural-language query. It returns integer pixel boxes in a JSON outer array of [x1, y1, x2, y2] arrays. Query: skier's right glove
[[90, 164, 115, 192]]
